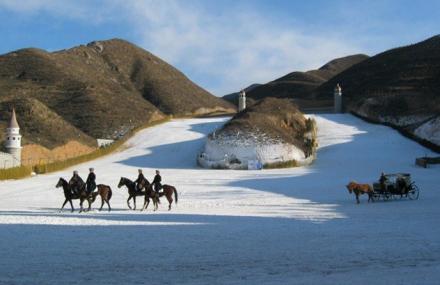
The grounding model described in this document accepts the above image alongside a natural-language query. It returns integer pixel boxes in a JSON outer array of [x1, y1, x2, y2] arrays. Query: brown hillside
[[315, 35, 440, 118], [0, 98, 96, 149], [0, 39, 234, 149]]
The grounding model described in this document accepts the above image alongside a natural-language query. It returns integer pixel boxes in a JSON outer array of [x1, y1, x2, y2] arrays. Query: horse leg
[[69, 200, 74, 212], [127, 196, 132, 210], [99, 197, 104, 211], [79, 198, 84, 213], [356, 193, 360, 204], [141, 196, 147, 211], [133, 196, 137, 210], [154, 198, 158, 211], [60, 199, 68, 212], [87, 199, 92, 212], [106, 199, 111, 212], [167, 193, 173, 211], [168, 196, 173, 211], [142, 197, 149, 211]]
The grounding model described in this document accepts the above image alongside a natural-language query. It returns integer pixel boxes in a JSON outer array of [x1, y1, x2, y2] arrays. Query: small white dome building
[[1, 108, 22, 168]]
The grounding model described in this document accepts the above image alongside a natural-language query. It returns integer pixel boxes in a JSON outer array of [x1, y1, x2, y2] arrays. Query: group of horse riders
[[69, 168, 162, 197]]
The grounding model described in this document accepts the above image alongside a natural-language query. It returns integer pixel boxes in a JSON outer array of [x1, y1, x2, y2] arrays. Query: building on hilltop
[[0, 108, 22, 169], [238, 89, 246, 112], [334, 84, 342, 113]]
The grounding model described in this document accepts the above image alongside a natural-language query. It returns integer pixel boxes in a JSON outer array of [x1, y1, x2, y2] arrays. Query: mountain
[[0, 39, 235, 149], [244, 54, 369, 106], [315, 35, 440, 147]]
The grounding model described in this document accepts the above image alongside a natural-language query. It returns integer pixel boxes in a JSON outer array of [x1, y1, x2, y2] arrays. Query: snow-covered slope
[[0, 114, 439, 284], [415, 116, 440, 146]]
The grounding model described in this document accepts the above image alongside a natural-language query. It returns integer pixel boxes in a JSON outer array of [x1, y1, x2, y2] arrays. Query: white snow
[[198, 135, 306, 169], [415, 116, 440, 146], [0, 114, 439, 284]]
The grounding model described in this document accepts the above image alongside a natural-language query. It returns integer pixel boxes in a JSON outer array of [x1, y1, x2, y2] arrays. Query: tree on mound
[[198, 97, 317, 169]]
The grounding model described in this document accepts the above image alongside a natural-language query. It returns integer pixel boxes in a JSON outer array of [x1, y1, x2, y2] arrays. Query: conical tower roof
[[8, 108, 19, 129]]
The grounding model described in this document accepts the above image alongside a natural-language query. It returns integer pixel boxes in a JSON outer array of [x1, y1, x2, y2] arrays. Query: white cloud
[[116, 1, 364, 95], [0, 0, 364, 95]]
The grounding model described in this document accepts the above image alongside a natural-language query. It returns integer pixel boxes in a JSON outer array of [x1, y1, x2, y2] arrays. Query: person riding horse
[[86, 168, 97, 196], [69, 170, 85, 195], [135, 169, 148, 192], [152, 170, 162, 193]]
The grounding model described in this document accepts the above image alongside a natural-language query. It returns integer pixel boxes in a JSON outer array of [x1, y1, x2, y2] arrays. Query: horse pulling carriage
[[346, 173, 419, 204], [372, 173, 420, 201]]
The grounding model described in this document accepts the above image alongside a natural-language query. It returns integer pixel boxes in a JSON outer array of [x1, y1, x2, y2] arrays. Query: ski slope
[[0, 114, 439, 284]]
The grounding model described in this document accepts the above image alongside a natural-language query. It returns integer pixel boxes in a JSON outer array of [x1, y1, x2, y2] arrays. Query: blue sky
[[0, 0, 438, 95]]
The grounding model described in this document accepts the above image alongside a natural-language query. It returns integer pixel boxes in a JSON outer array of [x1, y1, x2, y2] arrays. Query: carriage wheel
[[408, 184, 420, 200]]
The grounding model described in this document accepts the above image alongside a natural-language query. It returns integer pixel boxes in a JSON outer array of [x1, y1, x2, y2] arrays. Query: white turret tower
[[5, 108, 22, 166], [334, 83, 342, 113], [238, 89, 246, 112]]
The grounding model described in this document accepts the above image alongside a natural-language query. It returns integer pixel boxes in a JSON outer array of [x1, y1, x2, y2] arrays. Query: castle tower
[[334, 83, 342, 113], [5, 108, 22, 167], [238, 89, 246, 112]]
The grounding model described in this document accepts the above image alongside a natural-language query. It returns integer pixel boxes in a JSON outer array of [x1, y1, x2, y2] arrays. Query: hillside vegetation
[[0, 39, 234, 149], [315, 35, 440, 147]]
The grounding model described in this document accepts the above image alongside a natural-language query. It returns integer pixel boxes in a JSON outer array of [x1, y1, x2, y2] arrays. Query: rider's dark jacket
[[153, 174, 162, 191], [135, 173, 146, 184], [86, 172, 96, 193], [69, 174, 85, 194]]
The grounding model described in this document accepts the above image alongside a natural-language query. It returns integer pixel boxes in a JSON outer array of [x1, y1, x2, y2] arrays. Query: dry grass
[[22, 141, 95, 166], [263, 160, 298, 169], [0, 165, 32, 180], [32, 117, 170, 175]]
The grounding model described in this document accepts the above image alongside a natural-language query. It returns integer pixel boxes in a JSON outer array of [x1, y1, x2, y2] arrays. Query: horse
[[89, 184, 113, 212], [118, 177, 158, 210], [346, 181, 374, 204], [55, 177, 92, 212], [141, 183, 160, 211], [157, 184, 178, 211]]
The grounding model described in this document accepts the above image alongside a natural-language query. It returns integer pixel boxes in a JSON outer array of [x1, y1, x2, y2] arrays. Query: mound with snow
[[198, 98, 317, 169]]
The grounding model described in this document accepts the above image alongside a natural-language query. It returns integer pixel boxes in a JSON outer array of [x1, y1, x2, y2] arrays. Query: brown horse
[[158, 184, 178, 211], [141, 183, 160, 211], [346, 181, 374, 204], [118, 177, 158, 210], [89, 184, 113, 212]]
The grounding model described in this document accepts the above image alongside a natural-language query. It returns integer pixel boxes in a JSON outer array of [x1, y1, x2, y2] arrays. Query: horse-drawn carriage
[[372, 173, 419, 201]]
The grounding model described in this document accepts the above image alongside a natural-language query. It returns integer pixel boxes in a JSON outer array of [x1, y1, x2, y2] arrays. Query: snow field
[[0, 114, 439, 284]]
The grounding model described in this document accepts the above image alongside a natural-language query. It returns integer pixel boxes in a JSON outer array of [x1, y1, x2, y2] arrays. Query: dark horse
[[118, 177, 158, 210], [153, 184, 178, 211], [55, 177, 91, 212], [56, 178, 112, 212]]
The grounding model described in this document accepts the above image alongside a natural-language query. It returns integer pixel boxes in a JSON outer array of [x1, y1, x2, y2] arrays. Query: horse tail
[[173, 187, 178, 204], [108, 186, 113, 201]]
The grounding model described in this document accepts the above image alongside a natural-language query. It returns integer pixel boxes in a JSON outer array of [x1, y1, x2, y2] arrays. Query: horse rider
[[135, 169, 147, 192], [86, 168, 97, 196], [69, 170, 85, 195], [379, 172, 387, 192], [152, 170, 162, 194]]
